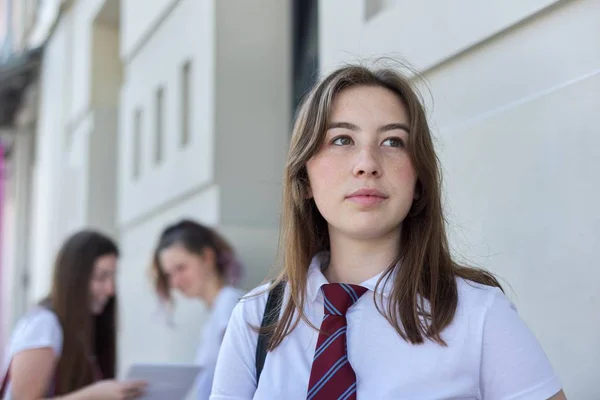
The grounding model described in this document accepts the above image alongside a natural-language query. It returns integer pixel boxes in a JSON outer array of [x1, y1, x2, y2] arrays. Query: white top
[[195, 286, 243, 400], [211, 253, 562, 400], [1, 307, 63, 400]]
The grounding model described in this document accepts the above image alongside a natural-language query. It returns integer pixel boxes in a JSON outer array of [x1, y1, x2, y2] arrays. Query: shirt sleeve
[[9, 308, 63, 358], [216, 288, 243, 334], [480, 289, 562, 400], [210, 296, 262, 400]]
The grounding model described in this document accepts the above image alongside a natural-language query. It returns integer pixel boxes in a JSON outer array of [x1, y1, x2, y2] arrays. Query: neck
[[202, 275, 225, 308], [325, 229, 400, 284]]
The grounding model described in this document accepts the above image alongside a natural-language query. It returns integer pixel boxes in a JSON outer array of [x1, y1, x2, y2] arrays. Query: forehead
[[328, 85, 409, 126], [94, 253, 117, 273], [159, 244, 196, 270]]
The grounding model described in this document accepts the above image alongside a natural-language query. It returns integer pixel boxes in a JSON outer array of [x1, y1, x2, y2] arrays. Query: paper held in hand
[[125, 363, 202, 400]]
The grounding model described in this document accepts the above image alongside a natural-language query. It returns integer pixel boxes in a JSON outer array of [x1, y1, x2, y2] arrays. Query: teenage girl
[[210, 65, 565, 400]]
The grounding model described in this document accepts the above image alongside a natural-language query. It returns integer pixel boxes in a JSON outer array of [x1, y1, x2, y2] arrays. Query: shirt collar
[[306, 251, 397, 303]]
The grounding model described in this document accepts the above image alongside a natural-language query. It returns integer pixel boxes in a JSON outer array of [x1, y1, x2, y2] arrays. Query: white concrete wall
[[322, 0, 561, 72], [120, 0, 178, 59], [118, 0, 215, 227], [29, 11, 71, 302], [68, 0, 109, 123], [1, 128, 36, 356], [91, 23, 121, 109], [320, 0, 599, 397], [29, 0, 122, 302], [213, 0, 290, 279], [1, 145, 16, 363], [62, 114, 90, 233], [86, 108, 119, 237], [117, 0, 290, 375], [117, 1, 218, 369]]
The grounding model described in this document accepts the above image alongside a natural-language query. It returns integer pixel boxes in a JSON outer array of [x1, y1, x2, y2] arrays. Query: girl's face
[[306, 85, 418, 244], [89, 254, 117, 315], [158, 244, 215, 299]]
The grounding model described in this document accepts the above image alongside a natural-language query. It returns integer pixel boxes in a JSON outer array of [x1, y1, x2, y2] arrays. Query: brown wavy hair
[[266, 64, 502, 349], [45, 230, 118, 394]]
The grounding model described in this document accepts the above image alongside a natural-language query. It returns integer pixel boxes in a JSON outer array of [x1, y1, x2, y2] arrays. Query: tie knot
[[321, 283, 367, 316]]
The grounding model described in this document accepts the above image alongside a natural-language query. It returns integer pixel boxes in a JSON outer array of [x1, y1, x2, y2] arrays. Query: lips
[[345, 188, 388, 206]]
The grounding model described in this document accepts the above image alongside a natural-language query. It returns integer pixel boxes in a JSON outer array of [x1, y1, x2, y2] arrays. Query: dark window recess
[[292, 0, 319, 118]]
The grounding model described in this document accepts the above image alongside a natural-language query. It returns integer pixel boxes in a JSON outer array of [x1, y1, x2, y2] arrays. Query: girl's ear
[[201, 247, 217, 266]]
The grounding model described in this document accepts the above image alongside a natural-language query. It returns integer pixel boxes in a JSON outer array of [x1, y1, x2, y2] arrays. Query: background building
[[0, 0, 597, 397]]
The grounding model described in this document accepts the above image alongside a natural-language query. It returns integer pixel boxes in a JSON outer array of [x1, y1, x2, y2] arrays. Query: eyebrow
[[327, 121, 410, 134]]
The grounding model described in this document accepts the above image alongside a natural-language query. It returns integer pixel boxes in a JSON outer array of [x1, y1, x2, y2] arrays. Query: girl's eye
[[382, 137, 404, 148], [332, 136, 353, 146]]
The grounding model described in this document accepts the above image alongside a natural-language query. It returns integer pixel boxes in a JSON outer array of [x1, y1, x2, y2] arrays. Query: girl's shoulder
[[455, 277, 522, 334], [456, 277, 510, 313], [8, 306, 64, 358], [456, 277, 505, 304]]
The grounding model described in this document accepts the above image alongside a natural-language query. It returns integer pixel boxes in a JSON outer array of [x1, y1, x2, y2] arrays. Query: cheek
[[307, 156, 344, 200], [169, 271, 183, 287], [389, 156, 417, 186], [186, 264, 206, 284], [89, 282, 102, 298]]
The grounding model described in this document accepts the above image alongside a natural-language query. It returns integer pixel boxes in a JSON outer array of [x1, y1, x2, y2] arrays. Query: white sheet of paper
[[125, 363, 202, 400]]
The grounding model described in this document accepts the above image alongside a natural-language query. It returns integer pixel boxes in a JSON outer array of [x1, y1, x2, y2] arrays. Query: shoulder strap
[[255, 281, 285, 384]]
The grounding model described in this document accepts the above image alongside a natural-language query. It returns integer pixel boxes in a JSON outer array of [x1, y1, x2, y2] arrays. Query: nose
[[352, 145, 382, 178]]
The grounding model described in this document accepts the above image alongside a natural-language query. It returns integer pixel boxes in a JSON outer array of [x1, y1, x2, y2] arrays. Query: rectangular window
[[181, 61, 192, 147], [155, 87, 164, 164], [292, 0, 319, 119], [133, 109, 142, 179]]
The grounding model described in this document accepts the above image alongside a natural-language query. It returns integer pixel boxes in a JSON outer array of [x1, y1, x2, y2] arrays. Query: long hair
[[267, 64, 501, 349], [151, 219, 244, 303], [45, 230, 118, 394]]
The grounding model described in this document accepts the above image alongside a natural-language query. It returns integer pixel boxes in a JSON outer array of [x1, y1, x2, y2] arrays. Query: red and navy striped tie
[[306, 283, 367, 400]]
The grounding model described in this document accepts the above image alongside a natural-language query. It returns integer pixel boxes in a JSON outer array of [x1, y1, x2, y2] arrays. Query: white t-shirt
[[210, 253, 563, 400], [194, 286, 243, 400], [1, 307, 63, 400]]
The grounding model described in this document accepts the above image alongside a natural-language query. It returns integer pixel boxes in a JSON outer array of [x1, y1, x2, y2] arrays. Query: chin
[[91, 306, 103, 315], [91, 300, 109, 315], [338, 219, 402, 240]]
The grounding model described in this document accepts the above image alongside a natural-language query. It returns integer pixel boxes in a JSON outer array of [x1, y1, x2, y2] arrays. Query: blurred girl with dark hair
[[1, 230, 146, 399], [151, 219, 244, 400]]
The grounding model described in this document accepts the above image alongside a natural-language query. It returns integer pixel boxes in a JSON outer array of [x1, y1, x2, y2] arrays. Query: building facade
[[0, 0, 45, 367], [0, 0, 597, 397]]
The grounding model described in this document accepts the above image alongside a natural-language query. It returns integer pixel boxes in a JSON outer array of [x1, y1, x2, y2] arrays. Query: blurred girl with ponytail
[[150, 219, 244, 400]]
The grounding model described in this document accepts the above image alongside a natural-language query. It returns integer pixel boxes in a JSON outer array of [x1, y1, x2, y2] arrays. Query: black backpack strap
[[255, 280, 285, 384]]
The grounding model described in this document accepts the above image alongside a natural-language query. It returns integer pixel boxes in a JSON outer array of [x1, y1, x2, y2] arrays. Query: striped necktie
[[306, 283, 367, 400]]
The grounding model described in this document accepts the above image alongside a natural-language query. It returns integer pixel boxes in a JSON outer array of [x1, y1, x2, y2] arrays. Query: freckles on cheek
[[310, 157, 340, 193], [391, 156, 417, 180]]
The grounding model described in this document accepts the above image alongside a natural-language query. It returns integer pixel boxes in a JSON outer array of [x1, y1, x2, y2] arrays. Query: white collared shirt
[[210, 254, 562, 400], [195, 285, 243, 400]]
